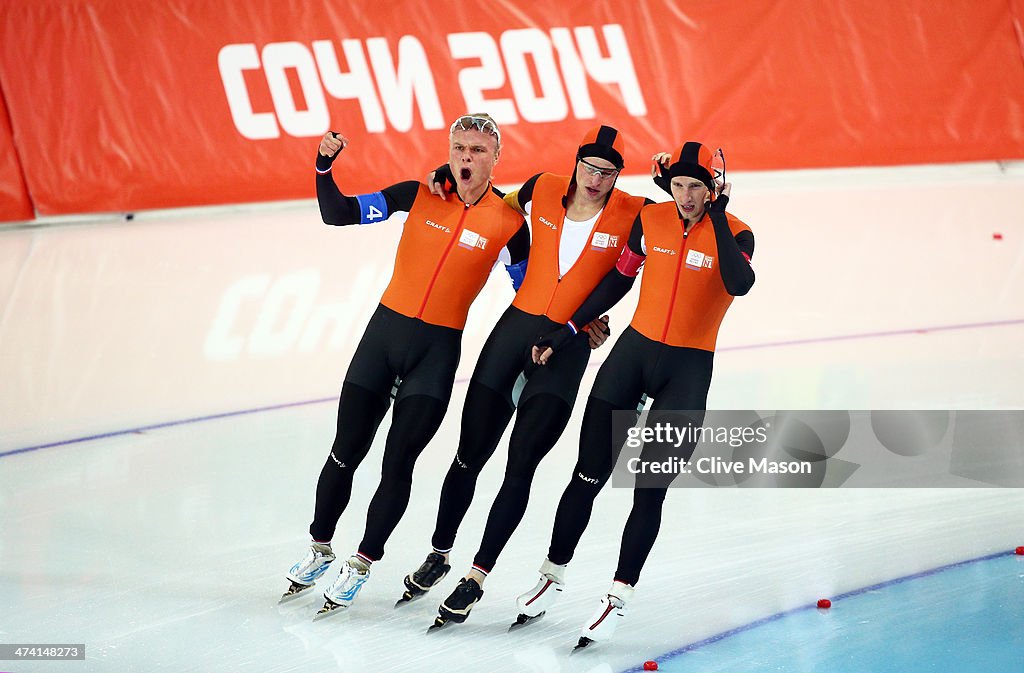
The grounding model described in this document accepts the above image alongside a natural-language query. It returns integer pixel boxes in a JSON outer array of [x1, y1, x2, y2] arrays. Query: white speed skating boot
[[510, 558, 567, 630], [575, 580, 635, 650], [281, 541, 336, 602], [317, 555, 371, 617]]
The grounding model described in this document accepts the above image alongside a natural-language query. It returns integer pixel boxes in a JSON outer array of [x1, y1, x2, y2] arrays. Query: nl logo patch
[[685, 249, 714, 271], [458, 229, 488, 251], [590, 232, 620, 251]]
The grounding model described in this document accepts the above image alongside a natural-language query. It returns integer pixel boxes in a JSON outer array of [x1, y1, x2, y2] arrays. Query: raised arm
[[315, 132, 419, 226], [707, 185, 755, 296]]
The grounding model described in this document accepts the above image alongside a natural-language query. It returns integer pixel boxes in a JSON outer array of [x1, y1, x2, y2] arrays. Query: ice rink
[[2, 163, 1023, 672]]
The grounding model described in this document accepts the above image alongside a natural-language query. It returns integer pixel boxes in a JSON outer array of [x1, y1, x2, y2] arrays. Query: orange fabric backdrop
[[1, 0, 1023, 217], [0, 90, 33, 221]]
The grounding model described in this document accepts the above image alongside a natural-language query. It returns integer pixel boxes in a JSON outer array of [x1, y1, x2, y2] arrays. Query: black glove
[[708, 193, 730, 219], [534, 324, 577, 357], [522, 324, 574, 377], [432, 163, 457, 193], [653, 162, 672, 195], [523, 347, 540, 379]]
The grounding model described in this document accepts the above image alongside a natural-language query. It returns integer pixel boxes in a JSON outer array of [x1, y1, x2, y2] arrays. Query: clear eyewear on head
[[450, 115, 501, 143], [578, 158, 619, 179]]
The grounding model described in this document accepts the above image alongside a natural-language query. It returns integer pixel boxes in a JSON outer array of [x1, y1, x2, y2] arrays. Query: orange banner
[[1, 0, 1023, 216], [0, 90, 33, 222]]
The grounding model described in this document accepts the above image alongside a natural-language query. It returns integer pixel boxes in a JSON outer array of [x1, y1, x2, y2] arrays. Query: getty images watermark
[[610, 410, 1024, 488], [622, 422, 807, 476]]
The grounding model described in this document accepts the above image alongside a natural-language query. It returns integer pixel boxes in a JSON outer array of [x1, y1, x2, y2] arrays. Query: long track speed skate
[[280, 542, 336, 603], [427, 578, 483, 632], [396, 551, 451, 607]]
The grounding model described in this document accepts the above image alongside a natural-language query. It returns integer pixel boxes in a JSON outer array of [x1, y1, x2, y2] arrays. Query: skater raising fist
[[282, 114, 529, 616], [318, 132, 347, 160]]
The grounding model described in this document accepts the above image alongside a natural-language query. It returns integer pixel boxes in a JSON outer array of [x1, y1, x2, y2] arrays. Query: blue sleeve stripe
[[504, 259, 528, 291], [355, 192, 389, 224]]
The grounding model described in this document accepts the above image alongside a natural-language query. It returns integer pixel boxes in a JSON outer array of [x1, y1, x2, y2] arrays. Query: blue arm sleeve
[[355, 192, 390, 224], [504, 259, 528, 291]]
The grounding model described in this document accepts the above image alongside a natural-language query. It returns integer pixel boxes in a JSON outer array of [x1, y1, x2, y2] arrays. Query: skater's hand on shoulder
[[583, 315, 611, 350], [650, 152, 672, 177], [428, 164, 455, 199], [651, 151, 672, 195]]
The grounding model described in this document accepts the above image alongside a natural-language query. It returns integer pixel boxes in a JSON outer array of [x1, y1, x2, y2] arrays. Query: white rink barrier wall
[[1, 163, 1023, 451]]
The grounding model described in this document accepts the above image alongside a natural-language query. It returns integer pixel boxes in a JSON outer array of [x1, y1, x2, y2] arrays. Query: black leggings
[[547, 327, 714, 586], [429, 306, 590, 558], [308, 305, 460, 561], [471, 393, 573, 570]]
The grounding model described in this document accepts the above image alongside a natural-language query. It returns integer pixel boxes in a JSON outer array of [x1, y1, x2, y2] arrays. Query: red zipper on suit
[[661, 226, 689, 342], [545, 205, 606, 317], [417, 205, 470, 319]]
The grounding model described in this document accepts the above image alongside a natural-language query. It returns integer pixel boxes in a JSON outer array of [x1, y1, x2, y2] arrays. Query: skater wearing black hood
[[400, 126, 651, 629], [518, 141, 755, 649]]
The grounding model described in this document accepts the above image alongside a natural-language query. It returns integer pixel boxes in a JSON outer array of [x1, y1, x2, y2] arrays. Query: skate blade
[[508, 611, 546, 632], [426, 616, 451, 633], [394, 590, 422, 608], [279, 582, 314, 604], [571, 637, 594, 653], [313, 600, 347, 621]]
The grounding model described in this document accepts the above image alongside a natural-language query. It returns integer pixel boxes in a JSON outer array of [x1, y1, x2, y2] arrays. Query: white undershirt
[[559, 209, 602, 277]]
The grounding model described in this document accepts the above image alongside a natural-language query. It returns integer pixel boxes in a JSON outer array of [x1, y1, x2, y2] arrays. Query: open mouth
[[585, 186, 601, 197], [460, 168, 472, 181]]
